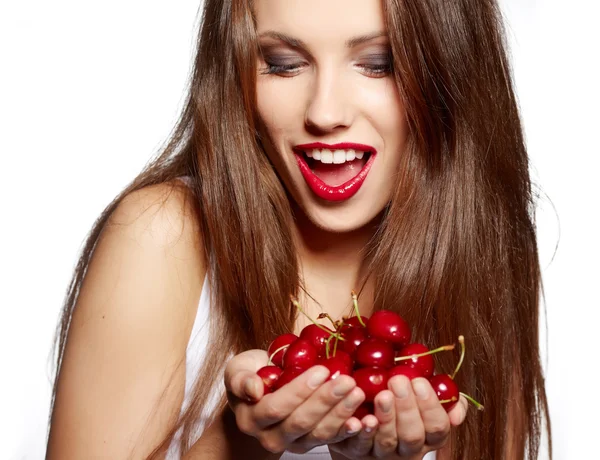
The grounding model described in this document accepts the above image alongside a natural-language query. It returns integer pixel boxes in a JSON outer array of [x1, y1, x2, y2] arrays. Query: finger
[[299, 386, 365, 448], [411, 378, 451, 450], [389, 375, 425, 456], [348, 414, 379, 457], [372, 390, 398, 457], [448, 394, 469, 426], [227, 370, 264, 405], [253, 365, 330, 428], [277, 374, 357, 441], [224, 349, 269, 399]]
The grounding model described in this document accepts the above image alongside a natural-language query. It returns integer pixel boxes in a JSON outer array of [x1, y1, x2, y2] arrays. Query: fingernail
[[412, 378, 430, 400], [364, 426, 373, 433], [244, 379, 258, 399], [308, 367, 330, 389], [346, 422, 360, 434], [380, 397, 392, 413], [392, 377, 409, 399], [333, 379, 354, 397], [344, 390, 362, 409]]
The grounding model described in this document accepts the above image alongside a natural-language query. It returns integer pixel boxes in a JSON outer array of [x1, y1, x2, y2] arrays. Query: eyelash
[[260, 62, 392, 78]]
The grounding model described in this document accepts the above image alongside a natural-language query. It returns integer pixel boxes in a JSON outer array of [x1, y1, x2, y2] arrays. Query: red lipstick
[[293, 142, 377, 202]]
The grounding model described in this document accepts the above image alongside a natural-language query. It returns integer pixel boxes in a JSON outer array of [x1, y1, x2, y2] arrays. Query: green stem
[[451, 336, 465, 379], [460, 392, 485, 411], [350, 291, 366, 328], [439, 396, 458, 405], [318, 313, 338, 330], [291, 297, 345, 342], [394, 344, 455, 362], [268, 344, 290, 365]]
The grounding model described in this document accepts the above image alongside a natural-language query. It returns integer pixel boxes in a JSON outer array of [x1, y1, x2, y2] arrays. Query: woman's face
[[255, 0, 408, 233]]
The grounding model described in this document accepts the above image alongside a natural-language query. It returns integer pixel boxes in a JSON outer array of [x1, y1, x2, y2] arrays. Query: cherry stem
[[439, 396, 458, 405], [268, 344, 290, 365], [318, 313, 338, 330], [325, 335, 334, 359], [350, 291, 366, 328], [451, 335, 465, 380], [394, 344, 455, 362], [291, 297, 345, 342], [460, 392, 485, 411]]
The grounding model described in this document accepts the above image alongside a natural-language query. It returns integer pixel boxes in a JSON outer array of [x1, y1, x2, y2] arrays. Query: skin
[[47, 1, 470, 459], [223, 0, 468, 458]]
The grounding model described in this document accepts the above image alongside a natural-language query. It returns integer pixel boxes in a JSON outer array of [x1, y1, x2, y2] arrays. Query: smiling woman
[[46, 0, 551, 459]]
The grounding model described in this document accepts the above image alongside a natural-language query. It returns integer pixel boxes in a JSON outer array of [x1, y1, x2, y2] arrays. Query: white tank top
[[167, 275, 436, 459]]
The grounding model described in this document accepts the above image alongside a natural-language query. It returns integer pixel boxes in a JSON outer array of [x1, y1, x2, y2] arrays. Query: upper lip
[[294, 142, 376, 154]]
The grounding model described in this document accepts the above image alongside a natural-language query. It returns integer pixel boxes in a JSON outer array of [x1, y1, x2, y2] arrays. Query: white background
[[0, 1, 598, 458]]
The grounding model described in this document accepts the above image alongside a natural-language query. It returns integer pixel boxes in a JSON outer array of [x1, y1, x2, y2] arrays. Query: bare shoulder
[[47, 179, 207, 459]]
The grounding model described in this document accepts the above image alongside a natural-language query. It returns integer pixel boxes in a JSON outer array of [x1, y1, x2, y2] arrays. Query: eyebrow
[[257, 31, 387, 50]]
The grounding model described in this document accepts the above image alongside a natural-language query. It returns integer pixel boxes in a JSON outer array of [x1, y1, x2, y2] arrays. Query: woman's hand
[[329, 375, 469, 459], [224, 349, 368, 454]]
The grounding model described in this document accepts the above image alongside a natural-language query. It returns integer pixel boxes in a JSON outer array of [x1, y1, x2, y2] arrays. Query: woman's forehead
[[253, 0, 386, 41]]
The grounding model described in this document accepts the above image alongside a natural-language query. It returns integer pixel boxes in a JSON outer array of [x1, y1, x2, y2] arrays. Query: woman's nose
[[304, 70, 352, 133]]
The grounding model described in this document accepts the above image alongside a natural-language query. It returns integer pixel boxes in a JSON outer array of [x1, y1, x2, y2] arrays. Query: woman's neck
[[291, 206, 379, 329]]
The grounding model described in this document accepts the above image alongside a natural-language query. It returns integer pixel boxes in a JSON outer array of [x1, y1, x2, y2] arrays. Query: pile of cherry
[[256, 293, 483, 417]]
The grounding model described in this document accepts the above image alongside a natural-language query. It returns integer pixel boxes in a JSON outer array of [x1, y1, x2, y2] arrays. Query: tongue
[[311, 159, 367, 187]]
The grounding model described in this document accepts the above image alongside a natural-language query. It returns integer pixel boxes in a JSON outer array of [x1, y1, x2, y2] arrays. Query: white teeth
[[303, 148, 368, 164], [320, 150, 333, 164], [333, 150, 346, 164]]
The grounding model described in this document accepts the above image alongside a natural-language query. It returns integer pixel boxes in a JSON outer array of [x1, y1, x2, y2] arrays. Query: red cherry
[[318, 355, 352, 380], [395, 343, 435, 378], [429, 374, 459, 412], [330, 350, 353, 369], [340, 326, 368, 357], [388, 365, 422, 380], [300, 324, 335, 357], [267, 333, 298, 367], [273, 366, 304, 390], [282, 338, 318, 370], [355, 338, 395, 368], [343, 316, 369, 329], [353, 367, 389, 402], [367, 310, 411, 349], [352, 402, 374, 419], [256, 365, 283, 394]]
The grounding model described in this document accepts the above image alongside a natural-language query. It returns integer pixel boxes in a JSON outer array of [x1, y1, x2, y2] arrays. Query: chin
[[292, 192, 388, 234]]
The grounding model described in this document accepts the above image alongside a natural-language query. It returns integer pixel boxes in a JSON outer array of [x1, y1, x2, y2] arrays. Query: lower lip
[[294, 152, 376, 202]]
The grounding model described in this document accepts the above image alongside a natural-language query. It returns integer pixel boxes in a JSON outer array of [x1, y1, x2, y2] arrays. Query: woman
[[46, 0, 551, 458]]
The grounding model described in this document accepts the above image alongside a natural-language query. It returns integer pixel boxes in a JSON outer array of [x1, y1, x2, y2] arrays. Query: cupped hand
[[224, 349, 367, 454], [329, 375, 469, 459]]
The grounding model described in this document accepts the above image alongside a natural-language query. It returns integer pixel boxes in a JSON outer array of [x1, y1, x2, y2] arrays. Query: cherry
[[273, 366, 304, 390], [395, 343, 435, 378], [256, 365, 282, 394], [429, 374, 459, 411], [355, 338, 395, 369], [330, 349, 353, 369], [353, 367, 389, 402], [282, 338, 318, 370], [343, 315, 369, 329], [300, 324, 335, 357], [388, 365, 422, 380], [268, 333, 298, 367], [367, 310, 411, 349], [318, 355, 352, 380], [352, 402, 374, 419], [340, 326, 368, 357]]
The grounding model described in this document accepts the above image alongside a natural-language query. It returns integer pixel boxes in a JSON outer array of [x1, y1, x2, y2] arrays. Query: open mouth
[[300, 148, 373, 187], [293, 144, 377, 202]]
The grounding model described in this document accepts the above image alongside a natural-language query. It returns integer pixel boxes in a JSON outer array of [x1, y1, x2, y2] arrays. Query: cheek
[[256, 81, 304, 143]]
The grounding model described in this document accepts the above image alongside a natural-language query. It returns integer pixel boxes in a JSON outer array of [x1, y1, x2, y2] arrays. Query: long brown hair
[[50, 0, 551, 458]]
